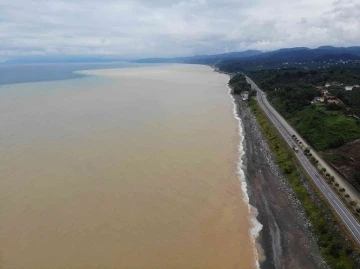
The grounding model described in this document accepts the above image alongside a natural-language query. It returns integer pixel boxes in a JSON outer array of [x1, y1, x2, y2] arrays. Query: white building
[[325, 82, 331, 88], [345, 86, 354, 91], [242, 91, 249, 101]]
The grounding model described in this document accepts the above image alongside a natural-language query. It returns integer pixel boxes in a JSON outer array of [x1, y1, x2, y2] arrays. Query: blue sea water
[[0, 61, 153, 86]]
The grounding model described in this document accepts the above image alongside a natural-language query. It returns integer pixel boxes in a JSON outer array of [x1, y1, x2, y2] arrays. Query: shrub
[[335, 183, 339, 187], [326, 173, 330, 177], [345, 194, 350, 198]]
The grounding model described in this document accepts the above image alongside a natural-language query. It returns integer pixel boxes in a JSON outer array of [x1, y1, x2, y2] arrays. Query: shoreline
[[226, 78, 327, 268], [228, 85, 263, 269]]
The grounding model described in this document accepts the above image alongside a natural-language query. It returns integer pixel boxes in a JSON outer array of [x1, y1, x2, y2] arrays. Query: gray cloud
[[0, 0, 359, 60]]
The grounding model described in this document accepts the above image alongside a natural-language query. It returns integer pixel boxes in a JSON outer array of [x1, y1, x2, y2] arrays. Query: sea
[[0, 62, 258, 269]]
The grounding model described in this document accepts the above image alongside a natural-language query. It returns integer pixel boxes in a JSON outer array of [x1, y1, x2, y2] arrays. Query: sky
[[0, 0, 359, 60]]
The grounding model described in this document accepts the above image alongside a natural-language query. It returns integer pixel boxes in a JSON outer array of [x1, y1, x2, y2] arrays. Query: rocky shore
[[233, 94, 328, 269]]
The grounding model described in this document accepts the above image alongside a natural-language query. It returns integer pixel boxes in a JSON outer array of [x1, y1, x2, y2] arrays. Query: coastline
[[227, 81, 327, 268], [228, 86, 263, 269]]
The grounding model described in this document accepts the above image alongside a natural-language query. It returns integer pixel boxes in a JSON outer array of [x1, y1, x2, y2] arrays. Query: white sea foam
[[228, 84, 263, 269]]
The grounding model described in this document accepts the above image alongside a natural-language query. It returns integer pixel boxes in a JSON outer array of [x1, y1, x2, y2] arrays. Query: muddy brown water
[[0, 65, 256, 269]]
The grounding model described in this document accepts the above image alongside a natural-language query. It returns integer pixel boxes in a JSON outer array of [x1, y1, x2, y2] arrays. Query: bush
[[321, 168, 326, 173], [339, 188, 345, 192], [326, 173, 330, 177], [345, 194, 350, 198], [330, 176, 335, 182], [335, 183, 339, 187]]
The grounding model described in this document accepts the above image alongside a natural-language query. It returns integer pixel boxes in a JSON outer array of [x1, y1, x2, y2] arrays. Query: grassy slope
[[287, 107, 360, 151]]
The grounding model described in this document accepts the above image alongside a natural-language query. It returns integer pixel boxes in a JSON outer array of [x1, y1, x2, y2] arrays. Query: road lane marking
[[333, 199, 360, 236]]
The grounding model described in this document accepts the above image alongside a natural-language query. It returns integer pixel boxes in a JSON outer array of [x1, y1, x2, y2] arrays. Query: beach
[[0, 65, 257, 269]]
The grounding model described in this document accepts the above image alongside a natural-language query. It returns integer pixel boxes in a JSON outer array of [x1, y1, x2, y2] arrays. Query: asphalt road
[[246, 76, 360, 245]]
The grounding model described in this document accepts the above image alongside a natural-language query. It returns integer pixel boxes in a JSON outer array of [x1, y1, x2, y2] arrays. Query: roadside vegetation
[[248, 98, 360, 269], [228, 73, 251, 94]]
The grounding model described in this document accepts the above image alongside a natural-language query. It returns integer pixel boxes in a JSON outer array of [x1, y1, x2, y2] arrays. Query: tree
[[326, 102, 342, 111]]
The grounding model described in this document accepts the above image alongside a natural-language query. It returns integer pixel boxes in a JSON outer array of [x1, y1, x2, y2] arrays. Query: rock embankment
[[234, 95, 327, 269]]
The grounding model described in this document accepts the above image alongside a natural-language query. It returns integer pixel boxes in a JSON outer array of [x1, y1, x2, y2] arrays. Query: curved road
[[246, 76, 360, 245]]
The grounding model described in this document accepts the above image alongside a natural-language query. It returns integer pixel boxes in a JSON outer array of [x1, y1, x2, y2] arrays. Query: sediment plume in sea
[[0, 65, 257, 269]]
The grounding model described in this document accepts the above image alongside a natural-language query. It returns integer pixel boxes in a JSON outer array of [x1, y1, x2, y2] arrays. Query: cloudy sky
[[0, 0, 359, 60]]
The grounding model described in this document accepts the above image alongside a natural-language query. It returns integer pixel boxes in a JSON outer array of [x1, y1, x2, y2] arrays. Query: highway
[[246, 76, 360, 245]]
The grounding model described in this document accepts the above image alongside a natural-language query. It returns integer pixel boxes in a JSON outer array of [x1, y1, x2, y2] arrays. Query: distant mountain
[[217, 46, 360, 72], [247, 46, 360, 62], [133, 50, 264, 64], [4, 46, 360, 69], [133, 46, 360, 70]]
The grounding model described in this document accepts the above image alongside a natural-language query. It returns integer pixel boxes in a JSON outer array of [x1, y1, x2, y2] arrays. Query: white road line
[[333, 199, 360, 240]]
